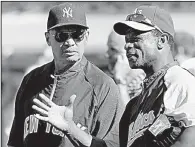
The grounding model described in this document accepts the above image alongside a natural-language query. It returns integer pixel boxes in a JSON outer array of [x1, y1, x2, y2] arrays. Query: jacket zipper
[[50, 75, 58, 100]]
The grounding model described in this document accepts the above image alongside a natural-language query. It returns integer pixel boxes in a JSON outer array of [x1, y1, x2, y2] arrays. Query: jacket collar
[[48, 56, 88, 78]]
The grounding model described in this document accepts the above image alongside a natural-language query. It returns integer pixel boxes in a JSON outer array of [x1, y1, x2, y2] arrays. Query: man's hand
[[32, 93, 76, 132], [32, 94, 92, 146]]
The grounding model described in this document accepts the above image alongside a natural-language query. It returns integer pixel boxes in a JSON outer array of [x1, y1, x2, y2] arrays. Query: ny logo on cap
[[134, 8, 142, 14], [63, 7, 73, 18]]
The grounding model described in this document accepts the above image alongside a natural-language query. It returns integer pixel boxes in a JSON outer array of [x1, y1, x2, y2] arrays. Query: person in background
[[25, 46, 53, 74], [4, 46, 53, 146], [2, 45, 16, 147], [106, 29, 129, 80], [8, 3, 123, 147], [173, 31, 195, 75], [107, 29, 146, 105]]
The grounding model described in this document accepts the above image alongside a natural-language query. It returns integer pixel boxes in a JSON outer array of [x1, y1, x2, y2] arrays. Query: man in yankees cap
[[8, 3, 124, 147], [113, 4, 195, 147]]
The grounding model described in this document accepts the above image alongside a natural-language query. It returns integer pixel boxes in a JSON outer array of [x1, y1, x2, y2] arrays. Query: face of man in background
[[173, 32, 195, 63], [125, 30, 158, 69], [45, 26, 88, 64], [107, 30, 127, 74], [107, 47, 126, 74]]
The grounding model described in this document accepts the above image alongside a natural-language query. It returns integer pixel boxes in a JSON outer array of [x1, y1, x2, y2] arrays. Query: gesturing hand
[[32, 93, 76, 132]]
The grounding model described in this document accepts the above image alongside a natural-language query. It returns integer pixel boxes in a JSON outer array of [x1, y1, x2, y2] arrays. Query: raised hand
[[32, 93, 76, 132]]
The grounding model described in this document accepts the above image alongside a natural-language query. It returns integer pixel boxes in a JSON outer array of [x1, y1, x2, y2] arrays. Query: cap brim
[[114, 21, 155, 35], [48, 23, 89, 30]]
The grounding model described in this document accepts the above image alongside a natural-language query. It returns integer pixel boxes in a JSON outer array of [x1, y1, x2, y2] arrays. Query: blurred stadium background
[[2, 2, 195, 147]]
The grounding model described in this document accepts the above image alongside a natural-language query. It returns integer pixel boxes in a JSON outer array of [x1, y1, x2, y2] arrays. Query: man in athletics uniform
[[114, 5, 195, 147]]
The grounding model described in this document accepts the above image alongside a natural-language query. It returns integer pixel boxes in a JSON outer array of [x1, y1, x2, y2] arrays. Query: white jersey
[[164, 65, 195, 127], [119, 63, 195, 147], [180, 58, 195, 76]]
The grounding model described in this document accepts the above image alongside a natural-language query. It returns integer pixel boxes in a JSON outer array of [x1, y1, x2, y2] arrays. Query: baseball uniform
[[8, 56, 123, 147], [119, 62, 195, 147]]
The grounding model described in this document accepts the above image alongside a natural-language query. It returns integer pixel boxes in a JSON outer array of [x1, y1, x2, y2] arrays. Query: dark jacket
[[8, 56, 123, 147]]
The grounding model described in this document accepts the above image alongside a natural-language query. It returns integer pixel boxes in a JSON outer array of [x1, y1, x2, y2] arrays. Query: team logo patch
[[134, 8, 142, 14], [63, 7, 73, 18]]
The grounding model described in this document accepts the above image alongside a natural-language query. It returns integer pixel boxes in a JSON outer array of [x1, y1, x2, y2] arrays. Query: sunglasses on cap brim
[[54, 29, 86, 43], [126, 14, 164, 34]]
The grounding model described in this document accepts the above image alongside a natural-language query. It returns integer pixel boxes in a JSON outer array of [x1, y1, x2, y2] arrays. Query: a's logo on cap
[[63, 7, 73, 18], [134, 8, 142, 14]]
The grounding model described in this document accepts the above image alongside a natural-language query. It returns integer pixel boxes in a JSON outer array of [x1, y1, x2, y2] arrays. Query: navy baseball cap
[[47, 3, 89, 31], [114, 5, 175, 37]]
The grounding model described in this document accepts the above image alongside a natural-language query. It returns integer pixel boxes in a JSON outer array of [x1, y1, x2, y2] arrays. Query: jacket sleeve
[[7, 75, 29, 147], [90, 78, 124, 147], [164, 71, 195, 127]]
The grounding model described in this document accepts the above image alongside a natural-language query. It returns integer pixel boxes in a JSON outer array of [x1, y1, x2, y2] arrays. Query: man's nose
[[64, 38, 75, 46], [105, 51, 109, 58], [105, 49, 114, 58], [125, 42, 134, 51]]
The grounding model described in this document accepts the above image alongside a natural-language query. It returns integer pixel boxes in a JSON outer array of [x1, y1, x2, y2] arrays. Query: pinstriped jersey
[[119, 62, 195, 147]]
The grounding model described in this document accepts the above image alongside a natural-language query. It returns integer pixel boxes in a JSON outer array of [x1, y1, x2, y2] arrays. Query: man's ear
[[45, 32, 51, 46], [85, 30, 89, 42], [157, 34, 169, 50]]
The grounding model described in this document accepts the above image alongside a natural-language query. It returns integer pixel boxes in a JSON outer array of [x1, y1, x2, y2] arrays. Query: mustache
[[126, 49, 139, 58], [60, 43, 76, 48], [61, 46, 77, 52]]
